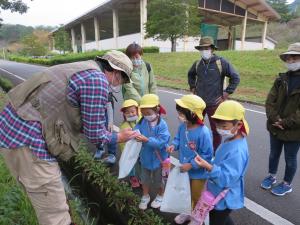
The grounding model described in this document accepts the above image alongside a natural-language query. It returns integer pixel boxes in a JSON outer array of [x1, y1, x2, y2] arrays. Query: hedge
[[8, 46, 159, 66]]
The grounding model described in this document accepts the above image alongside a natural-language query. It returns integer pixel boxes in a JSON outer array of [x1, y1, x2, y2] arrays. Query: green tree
[[21, 33, 47, 56], [53, 27, 72, 54], [146, 0, 200, 52], [267, 0, 294, 22], [0, 0, 30, 24]]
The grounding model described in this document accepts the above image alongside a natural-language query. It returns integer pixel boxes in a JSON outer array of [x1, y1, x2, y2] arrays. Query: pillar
[[262, 20, 268, 49], [140, 0, 147, 46], [113, 9, 119, 49], [71, 28, 76, 52], [94, 17, 100, 50], [81, 23, 86, 52], [241, 9, 248, 50]]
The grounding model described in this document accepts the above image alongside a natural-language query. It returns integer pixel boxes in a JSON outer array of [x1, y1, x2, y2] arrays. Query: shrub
[[0, 77, 13, 92]]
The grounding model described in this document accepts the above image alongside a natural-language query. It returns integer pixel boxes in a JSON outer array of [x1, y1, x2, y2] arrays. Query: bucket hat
[[195, 36, 218, 51], [280, 43, 300, 61]]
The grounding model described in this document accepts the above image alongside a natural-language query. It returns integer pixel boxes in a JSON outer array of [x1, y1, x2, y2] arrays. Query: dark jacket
[[266, 71, 300, 141], [188, 55, 240, 106]]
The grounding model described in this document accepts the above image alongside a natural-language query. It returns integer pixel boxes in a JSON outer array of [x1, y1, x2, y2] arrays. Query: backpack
[[194, 58, 228, 89], [145, 61, 152, 73]]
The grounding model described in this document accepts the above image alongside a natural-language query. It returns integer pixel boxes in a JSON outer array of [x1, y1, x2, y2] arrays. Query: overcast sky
[[0, 0, 296, 27]]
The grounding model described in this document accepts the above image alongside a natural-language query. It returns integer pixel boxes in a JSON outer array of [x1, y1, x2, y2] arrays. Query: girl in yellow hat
[[192, 100, 249, 225], [134, 94, 170, 210], [166, 94, 213, 224], [119, 99, 141, 188]]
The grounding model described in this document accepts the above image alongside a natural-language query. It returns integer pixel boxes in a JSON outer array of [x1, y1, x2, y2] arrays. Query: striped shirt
[[0, 69, 117, 161]]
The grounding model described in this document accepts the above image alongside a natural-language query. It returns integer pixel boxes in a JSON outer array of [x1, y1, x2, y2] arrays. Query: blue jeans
[[268, 134, 300, 184]]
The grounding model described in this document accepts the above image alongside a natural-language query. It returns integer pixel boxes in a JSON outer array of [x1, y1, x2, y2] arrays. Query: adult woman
[[123, 43, 157, 102]]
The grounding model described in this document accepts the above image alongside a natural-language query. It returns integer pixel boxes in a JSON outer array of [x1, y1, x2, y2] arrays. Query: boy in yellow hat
[[119, 99, 141, 188], [193, 100, 249, 225], [166, 94, 213, 224], [134, 94, 170, 210]]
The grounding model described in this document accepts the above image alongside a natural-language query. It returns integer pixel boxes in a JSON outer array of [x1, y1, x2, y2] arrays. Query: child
[[166, 94, 213, 224], [193, 100, 249, 225], [119, 99, 141, 188], [94, 92, 117, 164], [134, 94, 170, 210]]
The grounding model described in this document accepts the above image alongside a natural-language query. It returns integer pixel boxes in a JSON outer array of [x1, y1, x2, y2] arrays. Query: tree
[[0, 0, 30, 24], [267, 0, 294, 22], [21, 33, 47, 56], [146, 0, 200, 52], [53, 27, 72, 54]]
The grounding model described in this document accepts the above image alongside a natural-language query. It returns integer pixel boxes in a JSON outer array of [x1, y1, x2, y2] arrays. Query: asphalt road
[[0, 59, 299, 225]]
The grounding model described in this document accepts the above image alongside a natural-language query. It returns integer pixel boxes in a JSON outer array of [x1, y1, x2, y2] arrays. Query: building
[[50, 0, 280, 53]]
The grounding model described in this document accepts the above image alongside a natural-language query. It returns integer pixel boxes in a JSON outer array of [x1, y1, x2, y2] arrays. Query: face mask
[[109, 72, 121, 93], [144, 114, 157, 122], [126, 115, 138, 122], [178, 115, 187, 123], [216, 127, 237, 141], [201, 50, 212, 60], [132, 59, 143, 67], [286, 62, 300, 72]]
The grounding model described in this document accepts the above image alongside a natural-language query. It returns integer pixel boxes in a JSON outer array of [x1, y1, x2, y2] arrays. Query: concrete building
[[51, 0, 280, 53]]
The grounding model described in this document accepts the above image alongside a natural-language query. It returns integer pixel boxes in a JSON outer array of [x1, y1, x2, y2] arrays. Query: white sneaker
[[150, 195, 163, 209], [139, 195, 150, 210], [174, 213, 191, 224]]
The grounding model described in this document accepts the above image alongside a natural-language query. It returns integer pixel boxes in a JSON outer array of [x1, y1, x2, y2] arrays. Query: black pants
[[209, 209, 234, 225]]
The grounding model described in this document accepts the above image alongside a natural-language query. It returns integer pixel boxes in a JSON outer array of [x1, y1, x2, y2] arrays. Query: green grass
[[0, 77, 13, 92], [143, 49, 285, 104]]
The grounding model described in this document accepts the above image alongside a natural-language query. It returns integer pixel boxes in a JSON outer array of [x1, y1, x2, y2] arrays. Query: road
[[0, 59, 299, 225]]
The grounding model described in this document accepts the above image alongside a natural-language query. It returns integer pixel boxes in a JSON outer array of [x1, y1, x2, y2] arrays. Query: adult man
[[261, 43, 300, 196], [188, 36, 240, 150], [0, 50, 136, 225]]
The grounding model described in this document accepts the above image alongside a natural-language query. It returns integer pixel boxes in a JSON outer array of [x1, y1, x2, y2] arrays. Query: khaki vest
[[7, 60, 101, 161]]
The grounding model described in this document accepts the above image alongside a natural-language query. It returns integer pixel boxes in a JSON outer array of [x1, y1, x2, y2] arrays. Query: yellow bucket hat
[[211, 100, 249, 135], [121, 99, 138, 111], [175, 94, 206, 120], [140, 94, 166, 114]]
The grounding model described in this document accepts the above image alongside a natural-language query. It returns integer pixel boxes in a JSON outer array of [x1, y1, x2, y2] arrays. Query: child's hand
[[108, 123, 114, 132], [195, 156, 212, 171], [180, 163, 192, 172], [135, 135, 148, 143], [166, 145, 175, 153]]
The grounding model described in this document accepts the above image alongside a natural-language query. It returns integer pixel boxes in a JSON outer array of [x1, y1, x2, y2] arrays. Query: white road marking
[[245, 198, 294, 225], [158, 89, 266, 115], [1, 67, 294, 225], [0, 67, 26, 81]]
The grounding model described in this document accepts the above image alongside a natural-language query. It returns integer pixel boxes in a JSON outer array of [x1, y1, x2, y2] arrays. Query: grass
[[143, 49, 285, 104], [0, 77, 13, 92]]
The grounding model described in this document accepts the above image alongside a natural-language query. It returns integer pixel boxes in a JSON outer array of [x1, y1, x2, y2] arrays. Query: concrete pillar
[[81, 23, 86, 52], [241, 9, 248, 50], [71, 28, 76, 52], [140, 0, 147, 46], [94, 17, 100, 50], [262, 20, 268, 49], [113, 9, 119, 49]]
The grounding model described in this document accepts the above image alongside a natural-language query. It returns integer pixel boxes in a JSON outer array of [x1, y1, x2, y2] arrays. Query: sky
[[1, 0, 106, 27], [0, 0, 296, 27]]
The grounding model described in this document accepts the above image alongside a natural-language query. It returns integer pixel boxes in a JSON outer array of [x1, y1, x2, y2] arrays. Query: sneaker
[[261, 175, 276, 189], [94, 149, 105, 160], [174, 213, 191, 224], [271, 182, 292, 196], [139, 195, 150, 210], [150, 195, 163, 209], [130, 176, 140, 188], [102, 154, 116, 165]]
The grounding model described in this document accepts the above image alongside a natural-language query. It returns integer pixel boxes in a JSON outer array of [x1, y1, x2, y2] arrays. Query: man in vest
[[0, 50, 137, 225], [188, 36, 240, 151]]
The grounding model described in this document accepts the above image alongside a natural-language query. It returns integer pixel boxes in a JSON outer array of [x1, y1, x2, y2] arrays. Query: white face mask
[[286, 62, 300, 72], [201, 50, 212, 60], [144, 114, 157, 122], [178, 115, 187, 123], [126, 115, 138, 122], [216, 127, 237, 141], [132, 59, 143, 67], [109, 72, 121, 93]]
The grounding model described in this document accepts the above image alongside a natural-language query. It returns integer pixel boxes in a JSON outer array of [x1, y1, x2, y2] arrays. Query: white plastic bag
[[118, 134, 142, 179], [160, 163, 192, 214]]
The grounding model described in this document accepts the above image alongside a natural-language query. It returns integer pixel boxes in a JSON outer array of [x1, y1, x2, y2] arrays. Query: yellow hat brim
[[175, 99, 204, 120], [139, 104, 158, 109]]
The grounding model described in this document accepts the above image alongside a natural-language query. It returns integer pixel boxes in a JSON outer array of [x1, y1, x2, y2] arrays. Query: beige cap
[[96, 50, 133, 80], [195, 36, 218, 51], [280, 43, 300, 61]]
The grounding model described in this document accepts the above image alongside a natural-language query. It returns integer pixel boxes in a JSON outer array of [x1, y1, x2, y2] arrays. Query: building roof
[[199, 0, 280, 26]]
